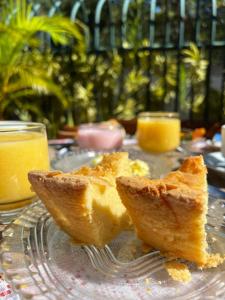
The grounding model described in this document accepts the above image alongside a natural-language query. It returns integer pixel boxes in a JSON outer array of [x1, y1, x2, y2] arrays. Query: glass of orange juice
[[0, 121, 49, 223], [137, 112, 181, 153]]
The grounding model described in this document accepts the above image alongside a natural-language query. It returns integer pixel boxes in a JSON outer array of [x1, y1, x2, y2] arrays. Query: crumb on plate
[[165, 261, 192, 283]]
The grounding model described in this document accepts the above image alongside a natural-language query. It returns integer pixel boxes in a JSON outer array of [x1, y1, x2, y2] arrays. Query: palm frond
[[5, 73, 68, 108], [18, 16, 83, 45], [2, 0, 83, 45], [1, 89, 40, 112], [0, 0, 85, 113], [182, 42, 208, 82]]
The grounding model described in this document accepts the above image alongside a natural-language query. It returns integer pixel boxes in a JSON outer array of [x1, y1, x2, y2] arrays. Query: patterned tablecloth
[[0, 274, 19, 299], [0, 224, 20, 299]]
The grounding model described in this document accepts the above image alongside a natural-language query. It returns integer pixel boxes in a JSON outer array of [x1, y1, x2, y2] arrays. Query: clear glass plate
[[51, 147, 182, 178], [1, 196, 225, 300], [1, 149, 225, 299]]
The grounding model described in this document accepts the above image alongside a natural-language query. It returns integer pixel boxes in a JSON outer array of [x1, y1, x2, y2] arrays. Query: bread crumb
[[146, 288, 152, 295], [165, 261, 192, 283], [145, 278, 150, 285], [201, 253, 225, 269]]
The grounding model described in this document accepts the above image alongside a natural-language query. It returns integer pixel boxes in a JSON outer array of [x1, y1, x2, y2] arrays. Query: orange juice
[[137, 112, 181, 153], [0, 130, 49, 209]]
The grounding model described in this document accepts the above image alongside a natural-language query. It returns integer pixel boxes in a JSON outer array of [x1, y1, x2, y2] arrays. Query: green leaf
[[0, 0, 85, 117]]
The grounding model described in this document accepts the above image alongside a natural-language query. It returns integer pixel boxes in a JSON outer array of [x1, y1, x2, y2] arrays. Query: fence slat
[[204, 0, 217, 124], [175, 0, 186, 112]]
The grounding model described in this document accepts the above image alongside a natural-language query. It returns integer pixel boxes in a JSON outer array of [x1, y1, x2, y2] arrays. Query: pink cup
[[77, 123, 125, 150]]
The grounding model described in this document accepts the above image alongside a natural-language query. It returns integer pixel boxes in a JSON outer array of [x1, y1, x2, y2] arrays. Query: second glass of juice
[[0, 121, 49, 223], [137, 112, 181, 153]]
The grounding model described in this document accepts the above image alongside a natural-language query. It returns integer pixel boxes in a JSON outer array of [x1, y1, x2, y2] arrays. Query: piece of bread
[[116, 156, 208, 265], [28, 152, 132, 247]]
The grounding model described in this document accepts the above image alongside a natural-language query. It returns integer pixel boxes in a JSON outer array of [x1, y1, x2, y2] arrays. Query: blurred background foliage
[[0, 0, 224, 137]]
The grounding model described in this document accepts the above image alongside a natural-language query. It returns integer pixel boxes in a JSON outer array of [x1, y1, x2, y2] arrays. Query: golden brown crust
[[116, 156, 207, 211], [116, 156, 208, 265], [116, 178, 204, 212], [28, 152, 132, 246], [179, 155, 207, 175], [31, 171, 114, 188], [28, 171, 97, 244], [74, 152, 131, 177], [28, 171, 89, 190]]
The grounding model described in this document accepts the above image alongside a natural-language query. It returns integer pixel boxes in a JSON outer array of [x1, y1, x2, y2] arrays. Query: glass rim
[[138, 111, 179, 118], [78, 122, 123, 131], [0, 121, 46, 133]]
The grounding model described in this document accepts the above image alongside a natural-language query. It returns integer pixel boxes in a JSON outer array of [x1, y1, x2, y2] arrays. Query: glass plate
[[51, 147, 182, 178], [1, 149, 225, 299], [1, 196, 225, 300]]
